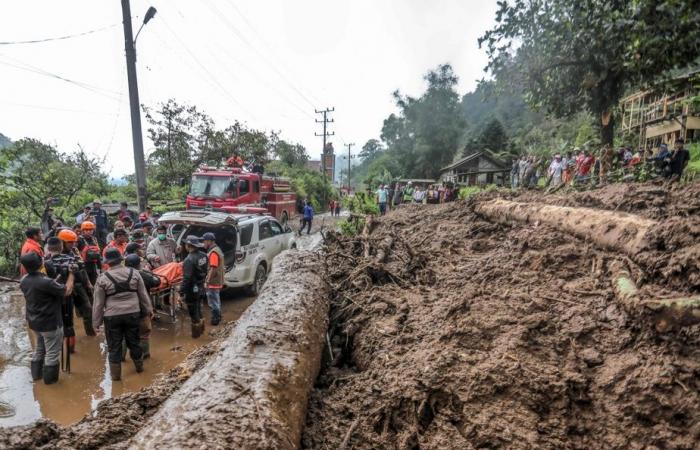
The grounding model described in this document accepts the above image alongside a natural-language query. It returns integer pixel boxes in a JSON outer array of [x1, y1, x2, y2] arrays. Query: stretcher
[[150, 262, 184, 322]]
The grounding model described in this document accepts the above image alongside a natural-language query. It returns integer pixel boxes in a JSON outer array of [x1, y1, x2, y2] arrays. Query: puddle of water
[[0, 290, 254, 427]]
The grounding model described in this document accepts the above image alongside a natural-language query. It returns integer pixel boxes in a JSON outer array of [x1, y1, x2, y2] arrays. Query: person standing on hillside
[[402, 182, 414, 203], [376, 184, 388, 215], [20, 227, 44, 276], [20, 252, 74, 385], [90, 200, 109, 247], [668, 138, 690, 180], [202, 233, 224, 326], [548, 155, 564, 187]]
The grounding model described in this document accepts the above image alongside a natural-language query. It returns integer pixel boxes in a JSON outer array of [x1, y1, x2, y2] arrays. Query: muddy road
[[0, 288, 254, 427]]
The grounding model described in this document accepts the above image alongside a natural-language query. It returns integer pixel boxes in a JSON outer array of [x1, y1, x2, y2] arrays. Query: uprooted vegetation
[[302, 181, 700, 449]]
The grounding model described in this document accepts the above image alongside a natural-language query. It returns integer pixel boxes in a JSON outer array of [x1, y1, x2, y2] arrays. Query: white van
[[159, 210, 296, 294]]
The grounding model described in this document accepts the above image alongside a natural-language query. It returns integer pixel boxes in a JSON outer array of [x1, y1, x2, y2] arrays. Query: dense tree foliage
[[144, 99, 308, 197], [381, 64, 466, 179], [0, 139, 108, 273], [480, 0, 700, 144]]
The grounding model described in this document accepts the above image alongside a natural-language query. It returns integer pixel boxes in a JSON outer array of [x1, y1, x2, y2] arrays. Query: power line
[[315, 107, 335, 183], [156, 14, 256, 121], [203, 1, 319, 110], [222, 0, 323, 106], [0, 23, 120, 45], [0, 55, 122, 101]]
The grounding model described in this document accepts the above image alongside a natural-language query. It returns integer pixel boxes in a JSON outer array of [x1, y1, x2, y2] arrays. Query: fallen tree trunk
[[611, 262, 700, 332], [128, 251, 329, 450], [474, 199, 657, 257]]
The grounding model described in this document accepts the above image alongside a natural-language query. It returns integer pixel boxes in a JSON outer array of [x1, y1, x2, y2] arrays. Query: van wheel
[[281, 211, 289, 226], [248, 264, 267, 296]]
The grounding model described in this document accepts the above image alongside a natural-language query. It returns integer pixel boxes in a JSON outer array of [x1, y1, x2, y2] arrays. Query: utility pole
[[345, 143, 355, 192], [121, 0, 150, 212], [315, 108, 335, 182]]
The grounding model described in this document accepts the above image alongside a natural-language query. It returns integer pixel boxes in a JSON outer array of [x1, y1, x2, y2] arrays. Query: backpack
[[81, 243, 101, 264], [104, 269, 138, 298]]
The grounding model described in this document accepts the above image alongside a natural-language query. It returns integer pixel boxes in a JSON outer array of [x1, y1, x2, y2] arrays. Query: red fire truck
[[185, 163, 297, 225]]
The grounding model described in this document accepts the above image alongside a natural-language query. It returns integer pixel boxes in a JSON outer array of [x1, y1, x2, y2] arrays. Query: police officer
[[180, 235, 208, 338]]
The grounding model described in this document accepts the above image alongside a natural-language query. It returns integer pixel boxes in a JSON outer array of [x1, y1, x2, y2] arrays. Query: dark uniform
[[45, 249, 95, 350], [180, 246, 208, 338]]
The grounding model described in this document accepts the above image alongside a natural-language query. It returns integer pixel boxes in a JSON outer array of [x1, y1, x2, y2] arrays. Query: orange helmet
[[80, 221, 96, 231], [57, 229, 78, 243]]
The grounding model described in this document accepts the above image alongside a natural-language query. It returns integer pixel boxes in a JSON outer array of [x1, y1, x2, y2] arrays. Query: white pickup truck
[[159, 210, 297, 294]]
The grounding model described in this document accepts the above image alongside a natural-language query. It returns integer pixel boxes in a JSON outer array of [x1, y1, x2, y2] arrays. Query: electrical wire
[[222, 0, 323, 106], [0, 23, 119, 45], [156, 14, 256, 121], [0, 54, 122, 101], [203, 1, 319, 110]]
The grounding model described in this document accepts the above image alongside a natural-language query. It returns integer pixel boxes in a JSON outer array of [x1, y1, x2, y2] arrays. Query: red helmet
[[57, 229, 78, 243]]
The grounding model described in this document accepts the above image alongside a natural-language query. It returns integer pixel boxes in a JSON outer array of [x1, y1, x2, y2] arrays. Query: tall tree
[[381, 64, 466, 178], [464, 118, 509, 156], [273, 140, 309, 168], [0, 138, 107, 218], [480, 0, 700, 145], [358, 139, 384, 162]]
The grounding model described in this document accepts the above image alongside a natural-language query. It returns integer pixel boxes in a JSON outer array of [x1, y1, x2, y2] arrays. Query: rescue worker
[[180, 235, 208, 338], [124, 254, 159, 359], [57, 229, 96, 338], [20, 227, 44, 276], [20, 252, 74, 385], [93, 248, 152, 381], [77, 221, 101, 286], [146, 224, 178, 269], [103, 229, 129, 260], [202, 232, 224, 326], [44, 237, 77, 355]]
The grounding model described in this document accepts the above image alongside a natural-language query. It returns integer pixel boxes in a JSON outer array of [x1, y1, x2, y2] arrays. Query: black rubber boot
[[110, 363, 122, 381], [211, 311, 221, 326], [140, 340, 150, 360], [43, 364, 59, 385], [83, 318, 96, 337], [30, 360, 43, 381], [191, 321, 201, 339], [133, 357, 144, 373]]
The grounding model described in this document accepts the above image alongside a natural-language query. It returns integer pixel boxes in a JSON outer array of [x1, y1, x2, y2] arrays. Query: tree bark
[[600, 109, 615, 146]]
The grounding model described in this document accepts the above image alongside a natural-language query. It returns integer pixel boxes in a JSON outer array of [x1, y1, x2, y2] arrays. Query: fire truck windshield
[[189, 175, 234, 198]]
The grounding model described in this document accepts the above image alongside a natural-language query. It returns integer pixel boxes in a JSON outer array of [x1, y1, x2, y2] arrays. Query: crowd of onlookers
[[512, 138, 692, 189], [372, 182, 457, 215]]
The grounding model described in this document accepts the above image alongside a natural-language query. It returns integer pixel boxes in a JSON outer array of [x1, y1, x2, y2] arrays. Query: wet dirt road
[[0, 287, 254, 427]]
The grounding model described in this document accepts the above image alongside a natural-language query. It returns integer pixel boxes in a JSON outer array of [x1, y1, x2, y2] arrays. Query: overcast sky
[[0, 0, 499, 177]]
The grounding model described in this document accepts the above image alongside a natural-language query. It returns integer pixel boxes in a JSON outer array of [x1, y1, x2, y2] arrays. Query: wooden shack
[[439, 152, 509, 186]]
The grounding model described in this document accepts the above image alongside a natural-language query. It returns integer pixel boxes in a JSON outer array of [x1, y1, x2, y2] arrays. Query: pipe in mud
[[129, 250, 329, 449]]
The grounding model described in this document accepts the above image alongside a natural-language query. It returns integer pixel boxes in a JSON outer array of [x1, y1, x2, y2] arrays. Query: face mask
[[158, 234, 166, 241]]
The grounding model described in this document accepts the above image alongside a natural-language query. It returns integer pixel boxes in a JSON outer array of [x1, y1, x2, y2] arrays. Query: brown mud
[[0, 292, 254, 449], [302, 181, 700, 449]]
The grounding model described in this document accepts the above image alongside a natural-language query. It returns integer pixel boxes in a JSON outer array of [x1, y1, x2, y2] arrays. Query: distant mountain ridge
[[0, 133, 11, 149]]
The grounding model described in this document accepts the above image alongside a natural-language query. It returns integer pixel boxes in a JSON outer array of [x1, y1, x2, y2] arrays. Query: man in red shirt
[[202, 232, 224, 326], [20, 227, 45, 276], [102, 229, 129, 270], [576, 149, 595, 181]]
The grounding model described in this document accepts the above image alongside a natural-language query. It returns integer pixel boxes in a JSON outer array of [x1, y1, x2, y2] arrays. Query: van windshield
[[190, 175, 234, 198]]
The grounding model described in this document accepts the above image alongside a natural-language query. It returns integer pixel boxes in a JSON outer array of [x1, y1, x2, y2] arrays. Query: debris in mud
[[302, 181, 700, 450], [0, 322, 235, 450]]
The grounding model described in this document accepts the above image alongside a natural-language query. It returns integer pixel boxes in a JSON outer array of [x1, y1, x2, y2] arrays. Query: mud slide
[[474, 198, 657, 256], [303, 183, 700, 449], [128, 251, 328, 449]]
